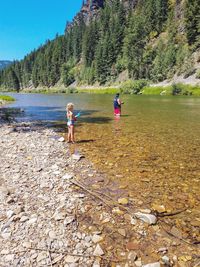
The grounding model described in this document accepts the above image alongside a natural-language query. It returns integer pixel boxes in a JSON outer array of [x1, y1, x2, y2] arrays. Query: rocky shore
[[0, 120, 199, 267]]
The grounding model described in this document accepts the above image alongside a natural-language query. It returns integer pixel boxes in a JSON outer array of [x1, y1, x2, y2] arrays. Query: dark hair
[[116, 93, 120, 97]]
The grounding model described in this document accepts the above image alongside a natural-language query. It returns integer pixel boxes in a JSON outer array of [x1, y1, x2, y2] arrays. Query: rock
[[93, 259, 101, 267], [64, 216, 75, 226], [6, 210, 15, 219], [92, 234, 103, 243], [128, 251, 137, 262], [65, 255, 79, 263], [118, 229, 126, 237], [4, 254, 15, 262], [126, 242, 140, 251], [161, 256, 170, 265], [158, 247, 168, 253], [37, 252, 48, 262], [72, 153, 84, 161], [20, 216, 29, 222], [152, 204, 166, 213], [27, 217, 37, 225], [134, 212, 157, 225], [139, 209, 151, 214], [53, 211, 66, 221], [58, 137, 65, 142], [171, 226, 182, 239], [93, 244, 104, 256], [142, 263, 160, 267], [1, 232, 11, 239], [63, 174, 74, 180], [135, 260, 142, 267], [49, 230, 57, 239], [6, 196, 14, 204], [118, 198, 129, 205], [112, 207, 124, 215]]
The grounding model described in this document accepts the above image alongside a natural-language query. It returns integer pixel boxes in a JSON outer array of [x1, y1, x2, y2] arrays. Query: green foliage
[[196, 70, 200, 79], [120, 80, 149, 94], [61, 62, 75, 87], [0, 95, 15, 101]]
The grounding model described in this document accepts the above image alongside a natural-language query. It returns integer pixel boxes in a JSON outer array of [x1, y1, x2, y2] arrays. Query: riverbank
[[0, 118, 199, 267], [3, 82, 200, 96]]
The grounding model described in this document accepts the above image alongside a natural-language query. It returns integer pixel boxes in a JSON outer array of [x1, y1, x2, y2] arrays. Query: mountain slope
[[0, 0, 199, 91], [0, 61, 12, 70]]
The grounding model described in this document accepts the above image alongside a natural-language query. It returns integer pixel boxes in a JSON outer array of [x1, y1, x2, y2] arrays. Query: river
[[4, 93, 200, 242]]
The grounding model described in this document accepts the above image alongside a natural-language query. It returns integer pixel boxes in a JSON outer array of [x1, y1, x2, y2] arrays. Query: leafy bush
[[120, 80, 149, 94], [0, 95, 15, 101]]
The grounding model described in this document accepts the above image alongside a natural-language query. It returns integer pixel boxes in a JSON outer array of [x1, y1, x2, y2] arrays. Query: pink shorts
[[114, 108, 121, 116]]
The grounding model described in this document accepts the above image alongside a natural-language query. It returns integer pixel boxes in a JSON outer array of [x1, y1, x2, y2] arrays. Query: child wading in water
[[113, 93, 124, 116], [66, 103, 78, 143]]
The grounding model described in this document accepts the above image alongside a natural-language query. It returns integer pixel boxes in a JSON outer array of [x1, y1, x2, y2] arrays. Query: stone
[[1, 232, 11, 239], [65, 255, 79, 263], [37, 252, 48, 262], [171, 226, 182, 239], [158, 247, 168, 253], [118, 198, 129, 205], [64, 216, 75, 225], [49, 230, 57, 239], [27, 217, 37, 225], [118, 229, 126, 237], [63, 173, 74, 180], [6, 210, 15, 219], [53, 211, 66, 221], [142, 263, 160, 267], [161, 256, 170, 265], [93, 244, 104, 256], [92, 234, 103, 243], [134, 212, 157, 225], [126, 242, 140, 251], [152, 204, 166, 213], [135, 260, 142, 267], [58, 137, 65, 142], [112, 207, 124, 215], [20, 216, 29, 222], [4, 254, 15, 262], [128, 251, 137, 262]]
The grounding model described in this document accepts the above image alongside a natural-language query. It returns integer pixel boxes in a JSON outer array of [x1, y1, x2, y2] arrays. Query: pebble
[[142, 263, 160, 267], [134, 212, 157, 225], [92, 234, 103, 243], [93, 244, 104, 256], [65, 256, 79, 263]]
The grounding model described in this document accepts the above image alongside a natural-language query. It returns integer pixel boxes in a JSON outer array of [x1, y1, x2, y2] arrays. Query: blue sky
[[0, 0, 82, 61]]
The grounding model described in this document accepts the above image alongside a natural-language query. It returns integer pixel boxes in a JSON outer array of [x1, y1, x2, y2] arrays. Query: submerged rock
[[134, 212, 157, 225]]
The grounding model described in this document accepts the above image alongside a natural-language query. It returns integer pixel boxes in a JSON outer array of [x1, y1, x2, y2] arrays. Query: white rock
[[1, 232, 11, 239], [53, 211, 66, 221], [27, 217, 37, 225], [161, 256, 170, 265], [4, 254, 15, 262], [93, 244, 104, 256], [20, 216, 29, 222], [142, 262, 160, 267], [128, 251, 137, 262], [37, 252, 48, 262], [134, 212, 157, 225], [92, 234, 103, 243], [64, 216, 74, 226], [58, 137, 65, 142], [49, 230, 57, 239], [6, 210, 15, 219], [65, 255, 79, 263], [63, 174, 74, 180]]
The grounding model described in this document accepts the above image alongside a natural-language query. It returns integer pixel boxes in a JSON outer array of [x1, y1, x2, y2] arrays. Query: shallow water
[[5, 93, 200, 240]]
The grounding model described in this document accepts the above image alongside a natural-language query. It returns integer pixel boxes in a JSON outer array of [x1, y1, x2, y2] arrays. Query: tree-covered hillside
[[0, 61, 12, 70], [0, 0, 200, 91]]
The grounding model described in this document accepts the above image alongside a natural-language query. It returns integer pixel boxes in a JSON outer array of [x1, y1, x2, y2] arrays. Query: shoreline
[[1, 81, 200, 96], [0, 119, 199, 266]]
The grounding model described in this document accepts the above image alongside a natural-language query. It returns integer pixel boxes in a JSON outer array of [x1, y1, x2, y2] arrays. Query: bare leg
[[68, 127, 71, 143], [71, 126, 75, 143]]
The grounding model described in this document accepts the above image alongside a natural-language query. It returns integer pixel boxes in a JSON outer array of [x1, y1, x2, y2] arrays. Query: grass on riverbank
[[142, 84, 200, 96], [0, 95, 15, 102]]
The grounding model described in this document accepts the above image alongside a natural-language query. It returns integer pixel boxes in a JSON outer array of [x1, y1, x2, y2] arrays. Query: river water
[[5, 93, 200, 241]]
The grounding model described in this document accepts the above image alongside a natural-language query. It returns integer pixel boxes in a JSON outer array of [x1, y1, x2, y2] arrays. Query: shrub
[[120, 80, 149, 94]]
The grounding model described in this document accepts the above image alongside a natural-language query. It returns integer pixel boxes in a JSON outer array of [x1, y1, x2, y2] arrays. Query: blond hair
[[66, 103, 74, 112]]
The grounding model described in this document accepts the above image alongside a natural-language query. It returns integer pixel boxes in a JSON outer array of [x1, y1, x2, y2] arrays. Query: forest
[[0, 0, 199, 91]]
